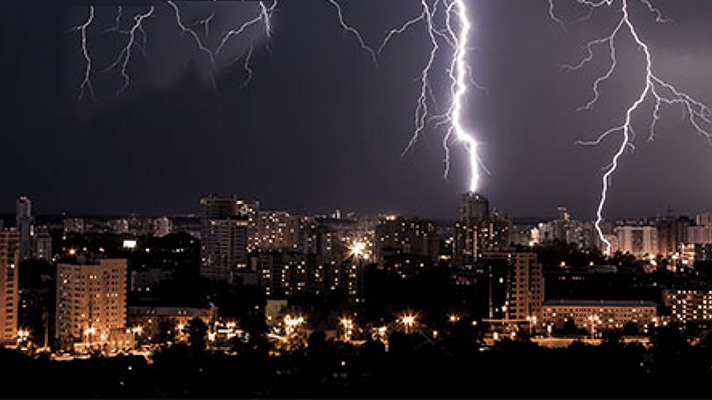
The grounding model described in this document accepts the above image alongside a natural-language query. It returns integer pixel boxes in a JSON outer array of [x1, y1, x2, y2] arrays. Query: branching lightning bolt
[[325, 0, 378, 65], [72, 1, 486, 195], [551, 0, 712, 255], [391, 0, 483, 193], [103, 6, 155, 95], [73, 2, 276, 98], [69, 6, 95, 102]]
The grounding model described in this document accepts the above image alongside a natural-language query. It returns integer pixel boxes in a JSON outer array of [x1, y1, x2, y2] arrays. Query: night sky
[[2, 0, 712, 221]]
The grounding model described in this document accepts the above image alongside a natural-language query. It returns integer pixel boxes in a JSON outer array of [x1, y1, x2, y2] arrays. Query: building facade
[[454, 193, 511, 264], [663, 289, 712, 323], [16, 196, 33, 261], [0, 230, 20, 345], [55, 259, 128, 351], [542, 300, 657, 333], [200, 194, 250, 282], [615, 226, 658, 257]]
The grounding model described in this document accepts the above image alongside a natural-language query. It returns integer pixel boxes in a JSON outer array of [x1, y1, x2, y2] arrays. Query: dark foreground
[[2, 329, 712, 398]]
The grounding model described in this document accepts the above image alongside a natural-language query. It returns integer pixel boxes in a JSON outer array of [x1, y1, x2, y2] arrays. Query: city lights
[[400, 314, 417, 334]]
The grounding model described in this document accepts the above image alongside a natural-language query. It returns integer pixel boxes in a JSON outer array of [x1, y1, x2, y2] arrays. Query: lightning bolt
[[325, 0, 378, 65], [392, 0, 483, 194], [102, 6, 155, 96], [72, 1, 485, 195], [551, 0, 712, 255], [68, 6, 95, 102]]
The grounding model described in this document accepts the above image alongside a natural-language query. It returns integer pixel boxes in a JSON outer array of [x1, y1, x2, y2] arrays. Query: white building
[[615, 226, 658, 257]]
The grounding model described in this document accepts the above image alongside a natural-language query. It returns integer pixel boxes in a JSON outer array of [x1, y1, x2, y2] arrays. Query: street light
[[340, 317, 354, 342], [131, 326, 143, 349], [84, 327, 96, 350], [587, 315, 600, 339], [400, 314, 416, 334], [16, 329, 30, 347]]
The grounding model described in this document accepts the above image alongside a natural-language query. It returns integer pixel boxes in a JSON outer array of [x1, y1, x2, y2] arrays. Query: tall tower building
[[506, 252, 544, 321], [0, 230, 20, 344], [200, 194, 250, 282], [55, 258, 128, 351], [454, 193, 511, 264], [481, 251, 545, 322], [16, 196, 34, 261], [460, 192, 489, 224]]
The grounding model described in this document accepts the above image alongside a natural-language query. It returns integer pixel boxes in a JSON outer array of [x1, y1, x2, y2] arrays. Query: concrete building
[[32, 230, 52, 261], [249, 211, 300, 252], [130, 268, 173, 292], [657, 216, 691, 258], [55, 259, 128, 351], [152, 217, 173, 237], [696, 213, 712, 227], [200, 194, 250, 282], [0, 230, 20, 345], [375, 215, 439, 275], [63, 218, 85, 234], [663, 289, 712, 323], [542, 300, 657, 333], [479, 251, 545, 322], [686, 226, 712, 245], [16, 196, 34, 261], [454, 193, 511, 264], [615, 226, 658, 257], [128, 306, 217, 342]]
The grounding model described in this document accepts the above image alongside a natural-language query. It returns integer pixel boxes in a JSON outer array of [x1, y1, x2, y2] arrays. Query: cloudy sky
[[2, 0, 712, 221]]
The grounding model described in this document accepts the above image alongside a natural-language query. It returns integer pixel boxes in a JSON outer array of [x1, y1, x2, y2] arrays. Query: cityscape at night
[[3, 0, 712, 398]]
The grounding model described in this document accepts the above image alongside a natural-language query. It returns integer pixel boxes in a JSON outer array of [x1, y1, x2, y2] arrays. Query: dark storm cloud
[[1, 0, 712, 221]]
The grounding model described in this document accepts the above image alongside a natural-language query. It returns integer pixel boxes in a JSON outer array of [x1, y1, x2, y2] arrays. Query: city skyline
[[2, 1, 712, 220]]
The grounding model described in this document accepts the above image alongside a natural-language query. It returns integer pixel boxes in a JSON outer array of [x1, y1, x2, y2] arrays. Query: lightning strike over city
[[7, 1, 712, 395], [550, 0, 712, 255], [68, 0, 485, 195]]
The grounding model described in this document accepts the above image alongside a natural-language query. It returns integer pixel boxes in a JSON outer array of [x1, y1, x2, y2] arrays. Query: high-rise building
[[0, 230, 20, 344], [506, 252, 545, 321], [615, 226, 658, 257], [664, 289, 712, 323], [63, 218, 85, 234], [16, 196, 34, 261], [31, 230, 53, 261], [375, 216, 439, 274], [657, 216, 691, 257], [55, 258, 128, 351], [152, 217, 173, 237], [200, 194, 250, 282], [249, 211, 301, 252], [479, 251, 544, 323], [454, 193, 511, 264], [697, 213, 712, 228], [461, 192, 489, 225]]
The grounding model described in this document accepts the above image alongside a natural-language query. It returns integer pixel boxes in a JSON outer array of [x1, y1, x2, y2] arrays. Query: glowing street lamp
[[16, 329, 30, 347], [587, 315, 601, 339], [340, 317, 354, 342], [400, 314, 416, 334]]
